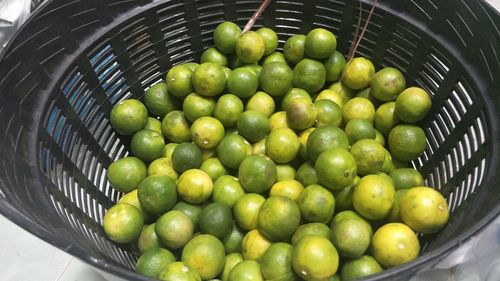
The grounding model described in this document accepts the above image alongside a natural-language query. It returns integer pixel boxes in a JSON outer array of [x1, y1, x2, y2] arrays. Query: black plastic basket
[[0, 0, 499, 280]]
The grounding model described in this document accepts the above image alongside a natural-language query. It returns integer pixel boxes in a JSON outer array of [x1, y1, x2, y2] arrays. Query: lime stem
[[242, 0, 272, 34]]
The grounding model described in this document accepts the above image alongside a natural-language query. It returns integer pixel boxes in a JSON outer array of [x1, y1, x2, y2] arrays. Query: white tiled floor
[[1, 1, 499, 281]]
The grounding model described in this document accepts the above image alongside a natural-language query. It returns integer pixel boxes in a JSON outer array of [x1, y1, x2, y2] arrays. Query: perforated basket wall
[[0, 0, 499, 280]]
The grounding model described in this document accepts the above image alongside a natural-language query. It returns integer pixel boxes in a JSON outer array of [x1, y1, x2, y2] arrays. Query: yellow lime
[[162, 110, 191, 143], [269, 111, 289, 131], [400, 186, 449, 233], [246, 91, 275, 117], [138, 223, 161, 253], [192, 62, 227, 97], [182, 234, 226, 279], [341, 57, 375, 90], [103, 204, 144, 243], [371, 223, 420, 268], [228, 260, 264, 281], [265, 128, 300, 164], [235, 31, 265, 64], [286, 98, 317, 130], [233, 193, 266, 231], [395, 87, 432, 123], [177, 169, 213, 204], [292, 235, 339, 280], [352, 174, 395, 220], [241, 229, 272, 261], [191, 116, 225, 149], [298, 127, 315, 159], [182, 92, 215, 122], [269, 180, 304, 202]]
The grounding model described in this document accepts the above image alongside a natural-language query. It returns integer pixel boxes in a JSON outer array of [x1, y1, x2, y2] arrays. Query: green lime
[[171, 142, 203, 173], [304, 28, 337, 59], [332, 180, 357, 212], [356, 88, 382, 108], [182, 234, 226, 280], [400, 186, 449, 233], [374, 101, 400, 136], [395, 87, 432, 123], [353, 174, 395, 220], [184, 62, 199, 72], [260, 242, 294, 280], [216, 134, 252, 169], [258, 196, 301, 241], [257, 27, 278, 55], [344, 118, 376, 145], [284, 34, 306, 65], [387, 189, 409, 222], [329, 218, 371, 258], [131, 129, 166, 162], [138, 223, 162, 253], [370, 67, 406, 101], [162, 110, 191, 143], [237, 110, 270, 143], [213, 175, 245, 208], [315, 99, 343, 127], [238, 154, 277, 193], [166, 65, 194, 98], [233, 193, 266, 230], [246, 91, 275, 117], [213, 94, 244, 128], [201, 157, 228, 181], [110, 99, 148, 135], [265, 128, 300, 164], [227, 67, 259, 98], [199, 202, 233, 238], [349, 139, 387, 175], [291, 223, 330, 245], [173, 201, 203, 230], [145, 83, 176, 118], [296, 162, 318, 186], [343, 97, 376, 123], [214, 22, 241, 54], [201, 47, 229, 66], [371, 223, 420, 268], [156, 210, 193, 249], [192, 62, 227, 97], [107, 156, 147, 193], [340, 255, 383, 280], [389, 168, 424, 190], [262, 52, 286, 65], [145, 117, 163, 135], [324, 51, 346, 82], [306, 125, 349, 162], [103, 204, 144, 243], [286, 98, 317, 130], [260, 62, 294, 97], [341, 57, 375, 90], [299, 184, 335, 223], [328, 81, 355, 105], [276, 165, 297, 182], [228, 260, 263, 281], [183, 92, 215, 122], [236, 31, 265, 64], [138, 175, 177, 215], [136, 248, 176, 278], [388, 124, 427, 162], [315, 148, 357, 190], [177, 169, 213, 204], [269, 180, 304, 202], [282, 88, 311, 111], [222, 222, 245, 254], [374, 130, 385, 146], [293, 58, 326, 94], [292, 235, 339, 280]]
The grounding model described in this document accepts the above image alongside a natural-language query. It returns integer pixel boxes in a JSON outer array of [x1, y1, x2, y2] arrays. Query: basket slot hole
[[445, 19, 467, 48], [409, 0, 437, 21]]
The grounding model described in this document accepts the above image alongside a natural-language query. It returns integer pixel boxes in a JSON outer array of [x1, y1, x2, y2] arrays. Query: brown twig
[[242, 0, 272, 34], [348, 1, 364, 60], [347, 0, 378, 61]]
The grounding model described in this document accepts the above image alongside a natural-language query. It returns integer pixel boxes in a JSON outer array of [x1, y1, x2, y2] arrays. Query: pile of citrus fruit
[[103, 21, 450, 281]]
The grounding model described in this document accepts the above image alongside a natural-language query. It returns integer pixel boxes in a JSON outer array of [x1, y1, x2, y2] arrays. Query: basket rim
[[0, 0, 499, 280]]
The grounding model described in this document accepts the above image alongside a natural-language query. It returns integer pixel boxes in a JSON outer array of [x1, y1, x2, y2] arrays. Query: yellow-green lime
[[324, 51, 346, 82], [260, 242, 294, 280], [315, 99, 343, 127], [374, 101, 400, 136], [192, 62, 227, 97], [329, 218, 371, 258], [332, 180, 356, 212], [138, 223, 162, 253], [177, 169, 213, 203], [216, 134, 252, 169], [262, 52, 286, 65], [304, 28, 337, 59], [269, 111, 289, 131], [136, 248, 176, 278], [145, 117, 163, 135], [370, 67, 406, 101], [342, 97, 376, 123], [306, 125, 349, 162], [131, 129, 165, 162], [241, 229, 272, 261], [237, 110, 270, 142], [292, 235, 339, 280], [103, 203, 144, 243], [329, 81, 355, 104], [233, 193, 266, 231], [238, 154, 277, 193], [252, 137, 266, 155], [182, 234, 226, 279], [110, 99, 148, 135], [214, 22, 241, 54], [173, 201, 203, 230], [222, 253, 243, 281], [260, 62, 294, 97], [284, 34, 306, 65], [352, 174, 395, 220], [298, 127, 315, 159], [182, 92, 215, 122], [201, 47, 229, 66], [155, 210, 193, 249], [227, 67, 259, 98], [185, 62, 199, 72], [162, 110, 191, 143], [158, 262, 201, 281], [400, 186, 449, 233], [282, 88, 311, 111], [166, 65, 194, 98], [144, 83, 176, 118], [235, 31, 265, 64], [389, 168, 424, 190], [340, 255, 383, 280], [276, 165, 296, 181], [341, 57, 375, 90], [138, 175, 177, 215], [171, 142, 203, 173], [388, 124, 427, 162], [213, 94, 244, 128], [246, 91, 275, 117], [269, 179, 304, 202], [258, 196, 301, 241], [228, 260, 264, 281], [387, 189, 409, 222], [349, 139, 386, 175], [293, 58, 326, 94], [191, 116, 225, 149], [395, 87, 432, 123], [222, 222, 245, 254], [344, 118, 376, 145], [299, 184, 335, 223], [296, 162, 318, 186], [257, 27, 278, 55], [107, 156, 147, 193], [286, 98, 317, 130], [212, 175, 245, 208], [265, 128, 300, 163], [371, 223, 420, 268], [374, 129, 385, 146], [315, 89, 345, 108], [291, 223, 330, 245], [200, 157, 228, 181]]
